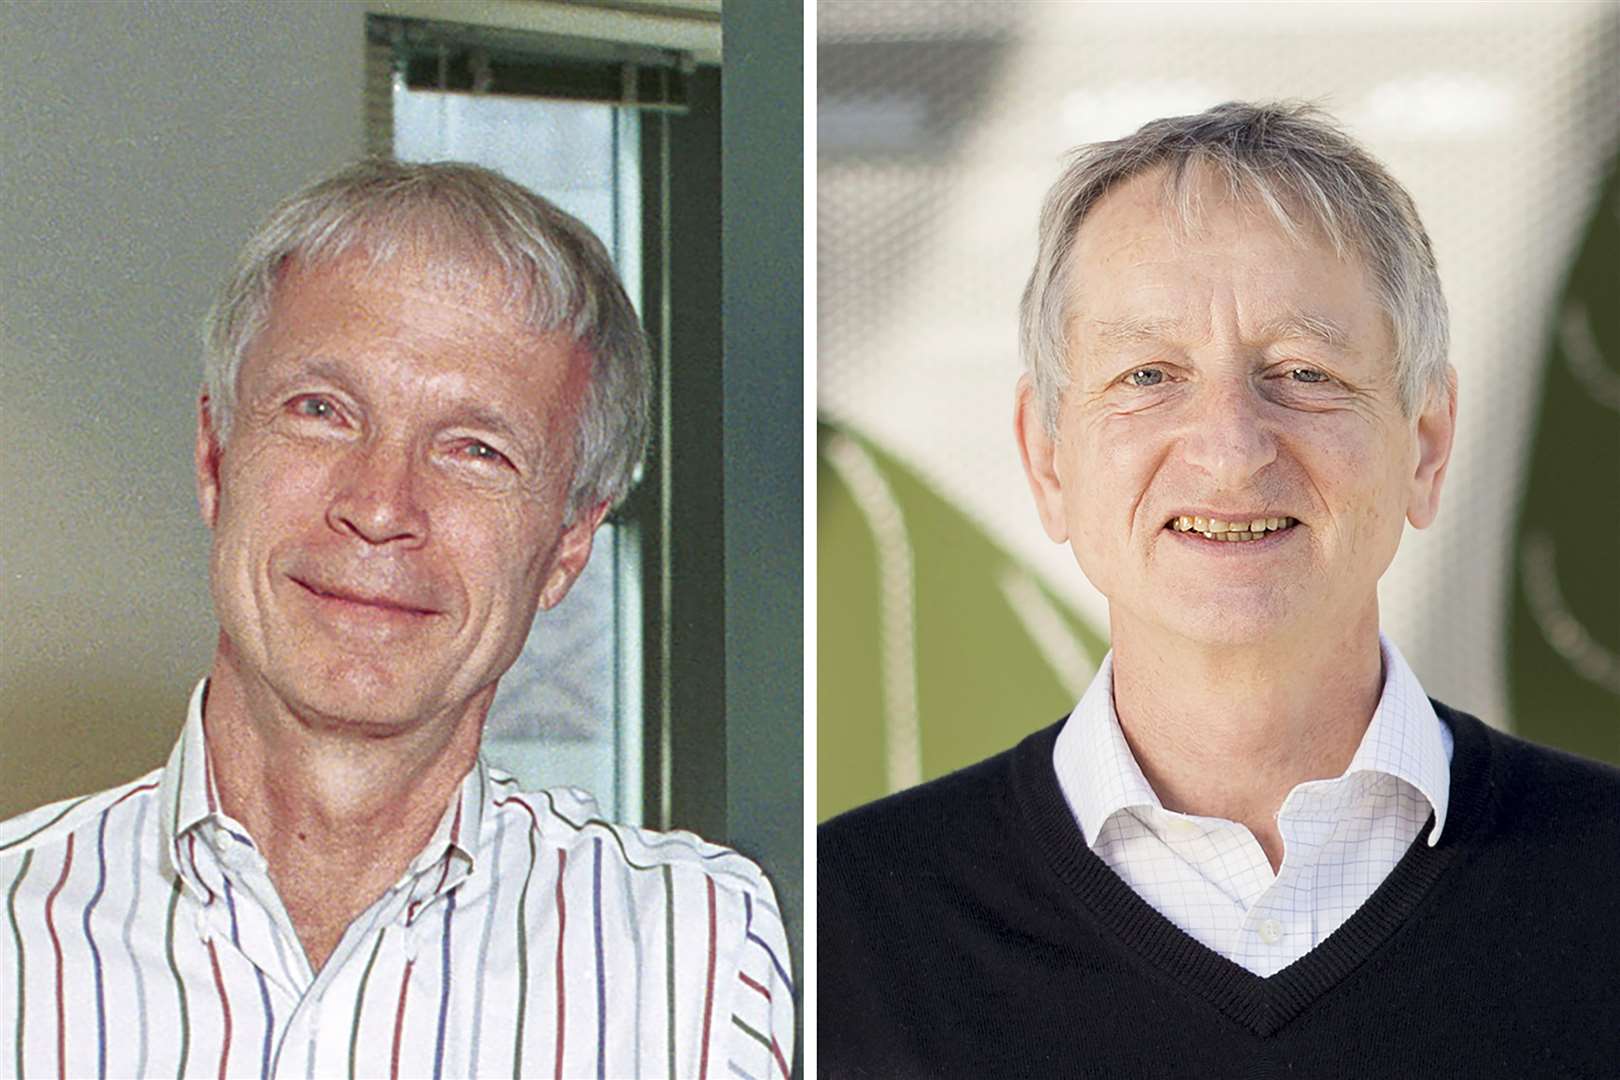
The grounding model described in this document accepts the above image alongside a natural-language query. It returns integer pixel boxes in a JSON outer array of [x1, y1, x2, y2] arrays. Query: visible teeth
[[1174, 516, 1296, 538]]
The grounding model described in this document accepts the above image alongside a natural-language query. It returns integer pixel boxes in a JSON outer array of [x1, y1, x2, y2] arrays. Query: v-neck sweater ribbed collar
[[1010, 698, 1496, 1037]]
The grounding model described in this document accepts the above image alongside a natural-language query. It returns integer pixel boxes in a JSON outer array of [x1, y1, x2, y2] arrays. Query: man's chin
[[269, 665, 446, 737], [1129, 592, 1307, 650]]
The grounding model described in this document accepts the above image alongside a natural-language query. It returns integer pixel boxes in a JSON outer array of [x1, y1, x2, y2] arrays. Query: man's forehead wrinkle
[[285, 256, 550, 359], [351, 211, 586, 341], [1074, 250, 1370, 353]]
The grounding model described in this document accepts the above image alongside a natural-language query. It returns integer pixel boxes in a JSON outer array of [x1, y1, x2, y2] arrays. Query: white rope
[[1520, 529, 1620, 696], [823, 434, 923, 793]]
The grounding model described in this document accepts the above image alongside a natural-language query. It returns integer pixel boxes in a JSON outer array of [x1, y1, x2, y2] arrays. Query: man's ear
[[195, 391, 223, 529], [537, 498, 613, 610], [1406, 364, 1458, 530], [1014, 374, 1071, 544]]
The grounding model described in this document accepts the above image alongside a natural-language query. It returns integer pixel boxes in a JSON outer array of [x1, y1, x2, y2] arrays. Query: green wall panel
[[818, 423, 1107, 819]]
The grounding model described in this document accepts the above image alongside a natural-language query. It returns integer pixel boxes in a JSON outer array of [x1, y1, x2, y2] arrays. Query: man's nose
[[1176, 378, 1278, 487], [326, 439, 429, 547]]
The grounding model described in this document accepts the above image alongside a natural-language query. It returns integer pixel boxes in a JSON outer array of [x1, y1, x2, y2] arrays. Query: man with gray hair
[[1, 161, 791, 1078], [820, 102, 1618, 1077]]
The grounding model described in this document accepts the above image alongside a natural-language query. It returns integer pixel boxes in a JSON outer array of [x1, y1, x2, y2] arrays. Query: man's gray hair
[[1019, 100, 1449, 433], [204, 158, 650, 518]]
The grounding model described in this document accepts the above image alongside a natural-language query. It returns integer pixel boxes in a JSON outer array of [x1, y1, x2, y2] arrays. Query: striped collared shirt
[[1, 682, 792, 1079], [1053, 633, 1453, 977]]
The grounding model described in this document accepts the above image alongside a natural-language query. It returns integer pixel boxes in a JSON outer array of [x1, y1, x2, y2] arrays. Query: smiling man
[[0, 161, 791, 1078], [819, 102, 1619, 1078]]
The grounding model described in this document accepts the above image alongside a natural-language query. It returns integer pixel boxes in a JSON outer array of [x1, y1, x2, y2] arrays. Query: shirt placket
[[186, 825, 460, 1078], [1147, 812, 1268, 959], [206, 826, 315, 994], [267, 873, 416, 1078], [1241, 782, 1357, 974]]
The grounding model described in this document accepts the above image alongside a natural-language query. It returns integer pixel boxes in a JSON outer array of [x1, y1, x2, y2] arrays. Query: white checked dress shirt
[[1, 681, 793, 1079], [1054, 634, 1453, 977]]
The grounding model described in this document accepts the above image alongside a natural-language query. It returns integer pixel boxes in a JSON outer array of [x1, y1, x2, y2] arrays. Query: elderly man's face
[[1018, 167, 1455, 648], [195, 251, 605, 733]]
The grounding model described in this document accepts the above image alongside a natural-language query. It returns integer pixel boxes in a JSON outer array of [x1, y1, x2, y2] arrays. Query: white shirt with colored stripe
[[1053, 633, 1454, 978], [0, 681, 793, 1079]]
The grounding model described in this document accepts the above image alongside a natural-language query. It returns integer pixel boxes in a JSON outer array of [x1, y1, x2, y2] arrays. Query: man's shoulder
[[491, 780, 795, 1000], [820, 745, 1014, 854], [489, 780, 780, 905], [1436, 699, 1620, 843], [819, 719, 1064, 881], [0, 770, 165, 869], [1438, 699, 1620, 782]]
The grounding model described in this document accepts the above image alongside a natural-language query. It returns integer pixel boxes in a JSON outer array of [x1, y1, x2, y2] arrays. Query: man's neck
[[199, 650, 486, 972], [1107, 606, 1385, 872]]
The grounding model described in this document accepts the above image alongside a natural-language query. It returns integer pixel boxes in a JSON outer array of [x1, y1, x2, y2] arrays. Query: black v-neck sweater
[[818, 702, 1620, 1079]]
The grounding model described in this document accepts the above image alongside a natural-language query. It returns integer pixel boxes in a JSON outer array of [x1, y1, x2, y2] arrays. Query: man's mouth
[[293, 578, 437, 616], [1165, 515, 1299, 543]]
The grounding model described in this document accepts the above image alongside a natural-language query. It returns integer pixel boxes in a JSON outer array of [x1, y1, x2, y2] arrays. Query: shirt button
[[1258, 918, 1283, 945]]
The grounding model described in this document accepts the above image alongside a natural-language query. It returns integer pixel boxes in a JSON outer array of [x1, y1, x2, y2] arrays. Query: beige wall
[[0, 2, 365, 818]]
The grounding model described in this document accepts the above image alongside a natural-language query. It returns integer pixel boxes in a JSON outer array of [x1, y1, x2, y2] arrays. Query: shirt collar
[[155, 679, 221, 890], [404, 754, 486, 888], [1053, 652, 1162, 847], [1053, 632, 1452, 848], [158, 678, 489, 897], [1343, 634, 1452, 845]]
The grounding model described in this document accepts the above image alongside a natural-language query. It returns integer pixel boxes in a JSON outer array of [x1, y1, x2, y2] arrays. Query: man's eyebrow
[[1084, 312, 1354, 351], [272, 355, 342, 383], [450, 404, 530, 448], [1087, 316, 1183, 346], [442, 397, 560, 472], [1257, 312, 1352, 349]]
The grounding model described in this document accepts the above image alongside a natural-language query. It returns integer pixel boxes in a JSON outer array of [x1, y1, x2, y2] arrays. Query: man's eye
[[460, 441, 509, 466], [1288, 368, 1330, 384], [293, 396, 338, 419], [1125, 368, 1165, 387]]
